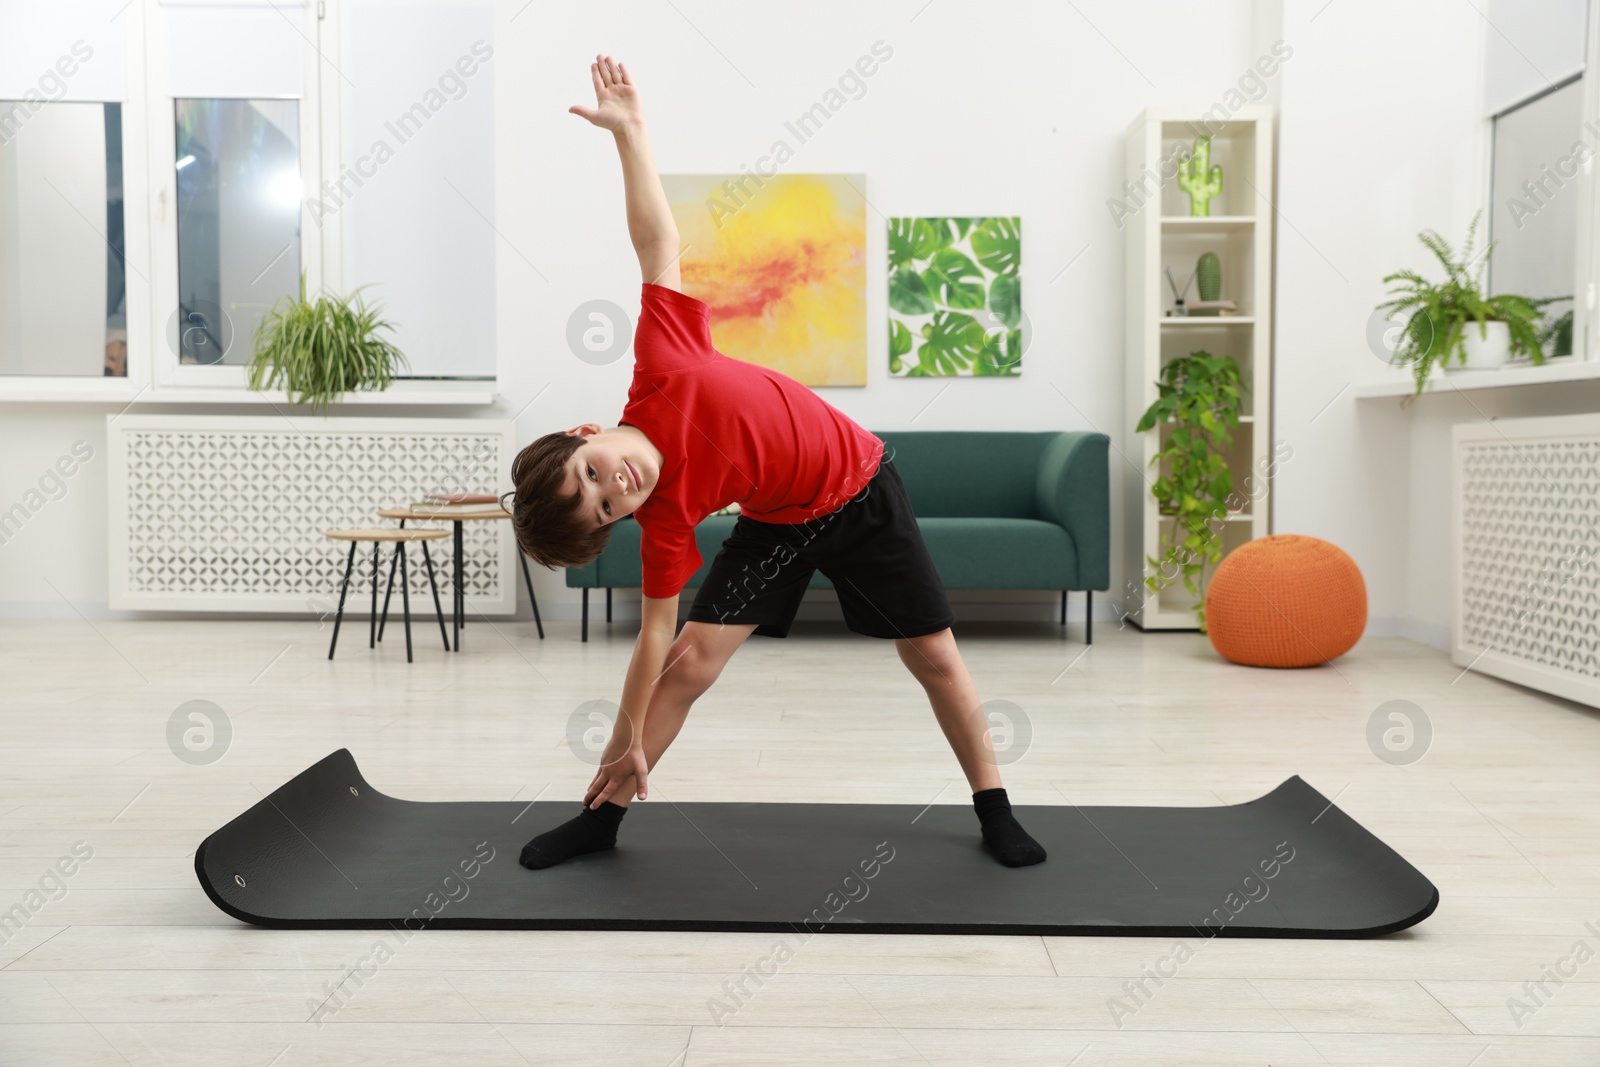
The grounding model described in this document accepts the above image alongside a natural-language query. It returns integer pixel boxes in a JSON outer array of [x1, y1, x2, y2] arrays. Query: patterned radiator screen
[[1454, 413, 1600, 710], [108, 415, 518, 614]]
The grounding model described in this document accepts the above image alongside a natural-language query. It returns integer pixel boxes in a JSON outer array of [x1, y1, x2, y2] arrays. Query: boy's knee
[[660, 634, 721, 694], [896, 630, 959, 680]]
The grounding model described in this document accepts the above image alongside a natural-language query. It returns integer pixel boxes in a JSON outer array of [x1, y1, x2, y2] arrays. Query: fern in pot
[[1376, 211, 1546, 397], [248, 275, 408, 411]]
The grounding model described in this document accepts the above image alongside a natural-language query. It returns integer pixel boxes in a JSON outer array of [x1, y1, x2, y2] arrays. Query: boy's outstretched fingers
[[570, 54, 643, 130]]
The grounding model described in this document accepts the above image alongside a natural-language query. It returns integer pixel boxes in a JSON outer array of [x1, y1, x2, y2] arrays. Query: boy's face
[[561, 423, 657, 527]]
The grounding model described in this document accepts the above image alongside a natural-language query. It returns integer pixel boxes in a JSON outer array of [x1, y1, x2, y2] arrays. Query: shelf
[[1127, 107, 1275, 636], [1353, 357, 1600, 398], [1161, 215, 1255, 230], [0, 379, 498, 406], [1156, 513, 1255, 522]]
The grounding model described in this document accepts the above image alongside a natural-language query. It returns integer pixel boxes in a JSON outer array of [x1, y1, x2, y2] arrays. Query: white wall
[[14, 0, 1578, 642], [2, 0, 1271, 621], [491, 0, 1262, 624], [1273, 0, 1600, 650], [1272, 0, 1484, 646]]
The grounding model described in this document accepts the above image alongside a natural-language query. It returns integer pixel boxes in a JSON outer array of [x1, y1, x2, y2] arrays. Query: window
[[336, 0, 497, 379], [1484, 0, 1592, 359], [1489, 78, 1583, 356], [0, 0, 130, 387], [0, 101, 126, 375], [0, 0, 499, 399], [173, 98, 301, 366]]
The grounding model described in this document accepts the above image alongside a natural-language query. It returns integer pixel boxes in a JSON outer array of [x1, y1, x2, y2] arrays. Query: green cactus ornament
[[1178, 136, 1223, 216]]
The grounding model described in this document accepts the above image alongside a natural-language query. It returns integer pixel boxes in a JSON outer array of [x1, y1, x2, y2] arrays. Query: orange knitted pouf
[[1205, 534, 1367, 668]]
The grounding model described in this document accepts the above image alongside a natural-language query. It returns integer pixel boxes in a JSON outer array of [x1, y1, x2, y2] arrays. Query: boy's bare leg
[[895, 628, 1004, 793], [896, 627, 1047, 867], [601, 620, 758, 808], [521, 621, 755, 868]]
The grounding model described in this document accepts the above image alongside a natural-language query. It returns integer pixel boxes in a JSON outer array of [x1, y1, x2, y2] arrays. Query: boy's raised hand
[[570, 53, 643, 133]]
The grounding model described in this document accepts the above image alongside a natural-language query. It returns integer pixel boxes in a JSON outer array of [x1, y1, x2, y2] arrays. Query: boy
[[507, 55, 1045, 871]]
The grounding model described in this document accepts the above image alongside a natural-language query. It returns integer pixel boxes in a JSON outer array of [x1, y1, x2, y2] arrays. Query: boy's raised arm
[[570, 54, 682, 292]]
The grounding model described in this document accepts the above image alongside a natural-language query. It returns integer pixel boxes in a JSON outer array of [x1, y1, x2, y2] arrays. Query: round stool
[[324, 528, 451, 663], [1205, 534, 1367, 668]]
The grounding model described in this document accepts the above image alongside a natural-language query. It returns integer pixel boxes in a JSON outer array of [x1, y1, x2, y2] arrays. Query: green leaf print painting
[[888, 216, 1021, 377]]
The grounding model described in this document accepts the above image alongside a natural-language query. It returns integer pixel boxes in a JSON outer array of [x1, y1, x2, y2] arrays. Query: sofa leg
[[581, 588, 589, 643], [1086, 589, 1093, 645], [606, 587, 612, 624]]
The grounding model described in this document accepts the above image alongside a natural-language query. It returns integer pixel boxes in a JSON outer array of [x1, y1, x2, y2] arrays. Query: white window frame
[[0, 1, 152, 403], [1579, 0, 1600, 358], [0, 0, 496, 405], [145, 0, 326, 390]]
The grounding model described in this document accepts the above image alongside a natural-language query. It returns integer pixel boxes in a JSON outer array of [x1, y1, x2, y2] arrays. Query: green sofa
[[565, 430, 1110, 643]]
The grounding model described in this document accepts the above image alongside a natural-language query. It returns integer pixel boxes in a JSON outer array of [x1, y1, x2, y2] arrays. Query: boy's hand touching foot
[[584, 743, 649, 808], [570, 53, 643, 133]]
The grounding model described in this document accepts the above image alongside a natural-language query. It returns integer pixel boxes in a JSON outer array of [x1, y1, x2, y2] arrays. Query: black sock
[[519, 802, 627, 870], [973, 788, 1047, 867]]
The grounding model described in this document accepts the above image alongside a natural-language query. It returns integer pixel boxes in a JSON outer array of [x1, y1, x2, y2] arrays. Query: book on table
[[406, 502, 509, 516]]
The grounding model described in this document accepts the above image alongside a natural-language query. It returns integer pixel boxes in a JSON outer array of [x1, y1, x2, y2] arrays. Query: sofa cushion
[[877, 431, 1049, 518]]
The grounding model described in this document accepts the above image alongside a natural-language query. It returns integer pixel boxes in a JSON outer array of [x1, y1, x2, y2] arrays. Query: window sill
[[1353, 357, 1600, 398], [0, 379, 498, 406]]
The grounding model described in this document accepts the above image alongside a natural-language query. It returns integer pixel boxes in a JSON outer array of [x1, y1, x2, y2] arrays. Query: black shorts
[[686, 459, 955, 639]]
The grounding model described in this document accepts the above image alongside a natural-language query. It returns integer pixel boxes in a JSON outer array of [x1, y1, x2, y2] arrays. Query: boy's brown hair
[[502, 432, 614, 569]]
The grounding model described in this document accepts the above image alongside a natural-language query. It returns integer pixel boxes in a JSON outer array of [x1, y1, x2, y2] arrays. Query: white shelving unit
[[1122, 106, 1275, 630]]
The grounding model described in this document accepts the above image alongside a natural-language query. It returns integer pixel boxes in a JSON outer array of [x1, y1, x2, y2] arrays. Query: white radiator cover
[[1454, 413, 1600, 709], [108, 415, 518, 614]]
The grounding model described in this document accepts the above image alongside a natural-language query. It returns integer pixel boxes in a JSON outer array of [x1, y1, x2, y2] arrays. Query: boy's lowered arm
[[569, 54, 682, 292], [583, 591, 679, 809]]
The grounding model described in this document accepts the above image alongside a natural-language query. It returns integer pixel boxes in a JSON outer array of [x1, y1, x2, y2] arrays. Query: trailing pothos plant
[[888, 216, 1021, 376], [1376, 211, 1548, 397], [247, 274, 409, 412], [1134, 349, 1248, 630]]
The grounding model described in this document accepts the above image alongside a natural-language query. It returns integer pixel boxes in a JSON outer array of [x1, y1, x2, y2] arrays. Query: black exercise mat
[[195, 749, 1438, 937]]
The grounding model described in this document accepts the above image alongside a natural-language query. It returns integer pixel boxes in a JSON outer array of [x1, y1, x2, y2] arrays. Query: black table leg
[[400, 542, 413, 663], [519, 553, 544, 639], [453, 521, 463, 651], [369, 541, 379, 648], [581, 587, 589, 643], [378, 518, 405, 642], [1086, 589, 1093, 645], [1060, 589, 1066, 625], [422, 540, 450, 650], [606, 587, 612, 624], [328, 542, 357, 660]]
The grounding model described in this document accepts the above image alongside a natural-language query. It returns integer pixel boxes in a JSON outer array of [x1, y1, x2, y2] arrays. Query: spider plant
[[248, 275, 408, 411]]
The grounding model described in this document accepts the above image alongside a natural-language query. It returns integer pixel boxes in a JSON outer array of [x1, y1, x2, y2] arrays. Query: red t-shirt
[[620, 283, 884, 598]]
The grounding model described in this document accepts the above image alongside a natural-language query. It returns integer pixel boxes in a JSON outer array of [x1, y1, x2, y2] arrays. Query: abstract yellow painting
[[660, 173, 867, 386]]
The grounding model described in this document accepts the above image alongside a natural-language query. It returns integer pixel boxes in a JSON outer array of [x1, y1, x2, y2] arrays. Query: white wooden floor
[[1, 613, 1597, 1066]]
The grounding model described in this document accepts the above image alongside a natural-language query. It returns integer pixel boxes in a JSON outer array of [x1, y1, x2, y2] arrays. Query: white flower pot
[[1455, 320, 1511, 371]]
